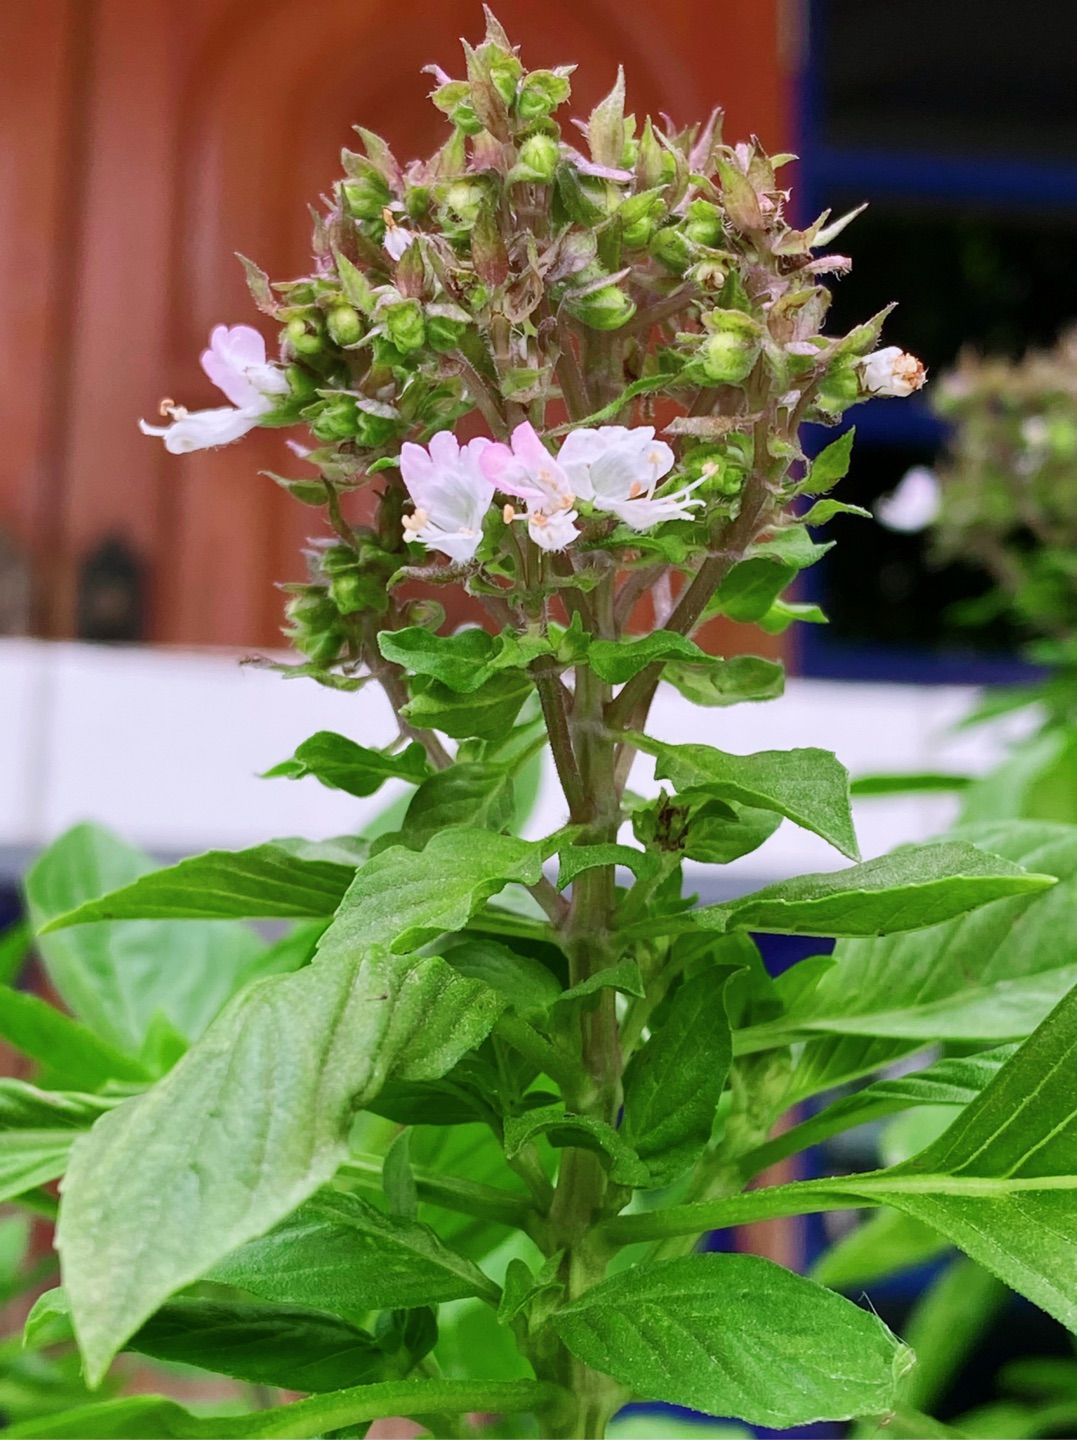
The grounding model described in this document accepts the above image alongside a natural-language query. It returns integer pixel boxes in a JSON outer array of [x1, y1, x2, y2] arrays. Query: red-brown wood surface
[[0, 0, 792, 647]]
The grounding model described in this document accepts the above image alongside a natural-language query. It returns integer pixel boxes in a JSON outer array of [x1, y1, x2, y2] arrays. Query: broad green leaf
[[264, 731, 431, 796], [664, 840, 1056, 940], [632, 736, 859, 860], [0, 1083, 115, 1205], [680, 801, 782, 864], [27, 1289, 391, 1393], [586, 633, 715, 684], [897, 1259, 1008, 1414], [751, 527, 834, 569], [400, 762, 516, 845], [379, 626, 552, 694], [557, 843, 657, 888], [799, 498, 871, 525], [744, 1045, 1016, 1173], [25, 825, 270, 1048], [442, 939, 562, 1019], [551, 1253, 911, 1426], [703, 556, 795, 623], [555, 957, 645, 1004], [41, 836, 366, 926], [663, 655, 784, 707], [58, 946, 504, 1383], [621, 969, 734, 1186], [211, 1189, 498, 1314], [403, 672, 532, 739], [783, 822, 1077, 1040], [1, 1379, 560, 1440], [0, 987, 150, 1089], [0, 1132, 77, 1204], [959, 729, 1077, 825], [0, 1079, 113, 1130], [757, 598, 828, 633], [315, 829, 544, 955], [0, 919, 29, 985], [503, 1104, 649, 1186]]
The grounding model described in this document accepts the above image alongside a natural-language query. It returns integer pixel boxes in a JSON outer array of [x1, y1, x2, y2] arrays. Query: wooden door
[[0, 0, 791, 647]]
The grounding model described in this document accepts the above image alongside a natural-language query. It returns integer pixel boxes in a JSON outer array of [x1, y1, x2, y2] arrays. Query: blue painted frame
[[793, 0, 1077, 686]]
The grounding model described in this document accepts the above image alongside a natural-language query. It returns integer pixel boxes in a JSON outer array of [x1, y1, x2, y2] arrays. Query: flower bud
[[326, 304, 362, 347], [286, 314, 325, 356], [285, 363, 319, 399], [284, 590, 345, 664], [353, 405, 400, 448], [699, 310, 762, 384], [341, 172, 390, 222], [309, 396, 358, 442], [565, 280, 636, 332], [511, 133, 560, 184], [426, 312, 470, 352], [516, 69, 571, 121], [684, 199, 723, 248], [619, 190, 664, 249], [650, 225, 692, 273], [815, 357, 861, 417], [384, 298, 425, 354], [441, 179, 487, 231], [487, 51, 522, 106], [859, 346, 927, 398]]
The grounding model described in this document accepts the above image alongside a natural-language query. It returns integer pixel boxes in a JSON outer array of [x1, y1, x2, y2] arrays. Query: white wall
[[0, 639, 1028, 887]]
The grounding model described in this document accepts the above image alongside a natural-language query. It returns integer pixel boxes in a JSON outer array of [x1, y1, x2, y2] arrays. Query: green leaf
[[744, 1045, 1016, 1173], [851, 772, 972, 796], [551, 1253, 911, 1426], [557, 843, 657, 889], [503, 1104, 649, 1186], [0, 919, 29, 985], [442, 939, 562, 1019], [679, 801, 782, 864], [0, 1084, 117, 1204], [403, 672, 532, 739], [703, 555, 795, 623], [40, 837, 366, 927], [264, 731, 431, 796], [0, 987, 150, 1090], [621, 969, 735, 1186], [57, 946, 504, 1383], [586, 633, 714, 684], [665, 840, 1056, 940], [663, 655, 784, 707], [27, 1289, 392, 1393], [0, 1131, 77, 1204], [379, 626, 500, 692], [782, 822, 1077, 1039], [25, 825, 271, 1047], [798, 429, 855, 495], [555, 957, 645, 1004], [314, 829, 544, 955], [400, 763, 517, 846], [811, 1210, 948, 1290], [757, 597, 828, 633], [633, 736, 860, 861], [211, 1189, 498, 1314], [1, 1379, 562, 1440], [799, 498, 872, 525]]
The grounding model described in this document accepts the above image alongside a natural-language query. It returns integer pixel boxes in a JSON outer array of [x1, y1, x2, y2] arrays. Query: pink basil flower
[[481, 422, 579, 552], [558, 425, 703, 531], [400, 431, 495, 564], [140, 324, 286, 454]]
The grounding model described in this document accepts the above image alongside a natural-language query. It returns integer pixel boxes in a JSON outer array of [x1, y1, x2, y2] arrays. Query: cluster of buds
[[879, 328, 1077, 661], [141, 10, 924, 682]]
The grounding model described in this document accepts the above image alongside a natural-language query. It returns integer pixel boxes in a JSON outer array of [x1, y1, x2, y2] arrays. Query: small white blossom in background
[[140, 324, 286, 454], [399, 432, 495, 564], [481, 422, 580, 552], [559, 425, 704, 531], [860, 346, 928, 398], [876, 465, 941, 533], [383, 223, 416, 263]]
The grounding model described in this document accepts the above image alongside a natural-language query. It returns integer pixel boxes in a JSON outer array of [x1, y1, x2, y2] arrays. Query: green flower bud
[[512, 132, 560, 184], [619, 190, 665, 249], [815, 357, 861, 417], [405, 185, 431, 220], [426, 313, 469, 352], [341, 172, 390, 222], [699, 310, 762, 384], [488, 52, 522, 106], [286, 314, 325, 356], [516, 69, 571, 121], [330, 568, 388, 617], [650, 225, 693, 273], [284, 590, 345, 664], [565, 281, 636, 332], [309, 396, 358, 442], [384, 298, 425, 354], [370, 335, 409, 370], [326, 304, 362, 347], [441, 180, 487, 230], [285, 363, 319, 399], [684, 199, 723, 247], [353, 406, 400, 448]]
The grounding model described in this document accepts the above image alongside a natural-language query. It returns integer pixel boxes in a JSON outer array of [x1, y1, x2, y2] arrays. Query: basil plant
[[9, 16, 1076, 1440]]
